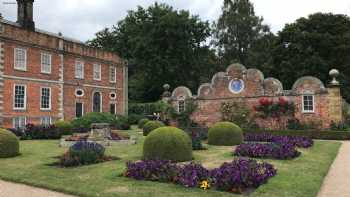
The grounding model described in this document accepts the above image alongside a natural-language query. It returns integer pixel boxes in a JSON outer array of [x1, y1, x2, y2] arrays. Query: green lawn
[[0, 129, 341, 197]]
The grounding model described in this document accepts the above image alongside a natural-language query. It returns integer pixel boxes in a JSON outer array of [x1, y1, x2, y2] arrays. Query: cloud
[[0, 0, 349, 42]]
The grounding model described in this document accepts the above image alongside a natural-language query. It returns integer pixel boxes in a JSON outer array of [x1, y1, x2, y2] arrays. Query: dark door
[[93, 92, 101, 112], [110, 103, 116, 115], [76, 102, 83, 117]]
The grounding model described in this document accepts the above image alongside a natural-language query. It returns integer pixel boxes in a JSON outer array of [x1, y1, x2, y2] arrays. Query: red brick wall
[[0, 21, 126, 128], [2, 79, 61, 127], [170, 64, 342, 130]]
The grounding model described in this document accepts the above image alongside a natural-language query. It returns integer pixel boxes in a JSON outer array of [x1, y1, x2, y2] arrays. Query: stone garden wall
[[168, 64, 343, 129]]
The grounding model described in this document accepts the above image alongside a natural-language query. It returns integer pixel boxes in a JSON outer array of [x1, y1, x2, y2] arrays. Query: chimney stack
[[16, 0, 35, 31]]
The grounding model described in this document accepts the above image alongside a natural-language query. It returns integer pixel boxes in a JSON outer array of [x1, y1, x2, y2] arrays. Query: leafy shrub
[[210, 158, 277, 193], [128, 114, 145, 125], [138, 118, 149, 129], [0, 129, 20, 158], [125, 160, 178, 182], [234, 142, 301, 160], [71, 112, 117, 130], [186, 130, 203, 150], [60, 141, 105, 167], [129, 101, 169, 115], [54, 120, 73, 135], [143, 127, 193, 162], [24, 124, 61, 139], [114, 115, 131, 130], [221, 101, 251, 128], [208, 122, 243, 146], [143, 121, 164, 136], [175, 162, 209, 187]]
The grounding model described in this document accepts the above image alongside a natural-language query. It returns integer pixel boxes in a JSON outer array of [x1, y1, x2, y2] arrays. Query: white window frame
[[13, 84, 27, 110], [12, 116, 27, 130], [302, 94, 315, 113], [93, 64, 102, 81], [75, 60, 84, 79], [40, 87, 51, 111], [177, 96, 186, 113], [14, 48, 27, 71], [41, 52, 52, 74], [40, 116, 52, 126], [109, 66, 116, 83], [75, 102, 84, 118]]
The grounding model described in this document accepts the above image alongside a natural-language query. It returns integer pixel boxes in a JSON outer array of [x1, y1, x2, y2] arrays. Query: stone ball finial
[[163, 84, 170, 91], [329, 69, 340, 85]]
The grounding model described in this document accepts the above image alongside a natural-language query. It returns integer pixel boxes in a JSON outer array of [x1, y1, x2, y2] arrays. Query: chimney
[[16, 0, 35, 31]]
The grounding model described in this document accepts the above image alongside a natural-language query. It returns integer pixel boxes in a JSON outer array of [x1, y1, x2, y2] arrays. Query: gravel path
[[317, 141, 350, 197], [0, 180, 75, 197]]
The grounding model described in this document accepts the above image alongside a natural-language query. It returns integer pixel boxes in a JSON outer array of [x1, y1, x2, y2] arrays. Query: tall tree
[[88, 3, 216, 102], [213, 0, 271, 67], [270, 13, 350, 101]]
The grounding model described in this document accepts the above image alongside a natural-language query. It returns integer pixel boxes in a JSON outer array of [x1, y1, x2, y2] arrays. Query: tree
[[270, 13, 350, 101], [213, 0, 271, 67], [88, 3, 216, 102]]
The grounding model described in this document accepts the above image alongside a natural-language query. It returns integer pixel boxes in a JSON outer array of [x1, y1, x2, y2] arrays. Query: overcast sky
[[1, 0, 350, 42]]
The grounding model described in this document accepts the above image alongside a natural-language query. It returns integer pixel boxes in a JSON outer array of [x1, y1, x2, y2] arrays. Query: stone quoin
[[0, 0, 128, 129], [166, 63, 344, 129]]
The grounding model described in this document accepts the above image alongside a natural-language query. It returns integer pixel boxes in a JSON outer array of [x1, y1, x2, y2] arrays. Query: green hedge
[[143, 121, 165, 136], [0, 129, 20, 158], [208, 122, 243, 146], [128, 101, 168, 115], [143, 127, 192, 162], [244, 129, 350, 140]]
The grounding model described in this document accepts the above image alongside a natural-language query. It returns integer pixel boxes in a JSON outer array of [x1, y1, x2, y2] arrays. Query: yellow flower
[[200, 180, 210, 190]]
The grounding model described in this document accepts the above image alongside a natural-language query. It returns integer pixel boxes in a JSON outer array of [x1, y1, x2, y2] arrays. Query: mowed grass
[[0, 128, 341, 197]]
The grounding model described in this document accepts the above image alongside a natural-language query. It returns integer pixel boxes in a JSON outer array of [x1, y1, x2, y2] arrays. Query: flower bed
[[234, 142, 301, 159], [124, 158, 277, 193], [59, 141, 116, 167], [244, 133, 314, 148]]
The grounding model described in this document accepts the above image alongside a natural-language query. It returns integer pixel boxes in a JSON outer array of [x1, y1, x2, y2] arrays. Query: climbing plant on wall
[[168, 100, 198, 128], [220, 101, 257, 128], [254, 97, 295, 118]]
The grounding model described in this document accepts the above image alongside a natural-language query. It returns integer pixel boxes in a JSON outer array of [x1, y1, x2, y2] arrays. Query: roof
[[0, 18, 86, 45]]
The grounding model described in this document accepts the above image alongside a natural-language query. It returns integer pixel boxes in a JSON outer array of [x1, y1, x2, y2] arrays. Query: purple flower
[[210, 158, 277, 192]]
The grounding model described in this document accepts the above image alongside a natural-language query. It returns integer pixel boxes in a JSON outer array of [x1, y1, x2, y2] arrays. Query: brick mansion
[[0, 0, 128, 129]]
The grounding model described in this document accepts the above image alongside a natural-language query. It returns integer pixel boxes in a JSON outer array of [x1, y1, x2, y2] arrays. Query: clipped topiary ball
[[0, 129, 20, 158], [143, 121, 165, 136], [208, 122, 243, 146], [138, 118, 150, 129], [143, 127, 193, 162]]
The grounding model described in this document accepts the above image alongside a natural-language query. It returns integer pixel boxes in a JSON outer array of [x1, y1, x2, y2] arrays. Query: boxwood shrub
[[143, 121, 164, 136], [143, 127, 193, 162], [0, 129, 20, 158], [138, 118, 150, 129], [208, 122, 243, 146], [54, 120, 73, 135]]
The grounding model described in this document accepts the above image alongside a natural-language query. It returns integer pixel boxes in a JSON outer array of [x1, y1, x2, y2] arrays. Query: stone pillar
[[328, 69, 343, 124]]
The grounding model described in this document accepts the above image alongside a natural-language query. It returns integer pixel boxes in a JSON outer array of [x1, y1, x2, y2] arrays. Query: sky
[[0, 0, 350, 42]]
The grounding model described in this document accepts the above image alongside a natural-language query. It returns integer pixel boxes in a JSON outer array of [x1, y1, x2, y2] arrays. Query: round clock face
[[229, 79, 245, 94]]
